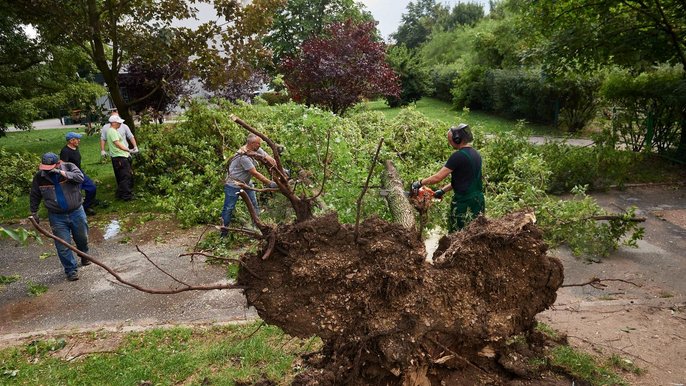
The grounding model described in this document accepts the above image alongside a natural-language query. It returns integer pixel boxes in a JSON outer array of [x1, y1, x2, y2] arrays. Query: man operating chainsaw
[[411, 124, 484, 232]]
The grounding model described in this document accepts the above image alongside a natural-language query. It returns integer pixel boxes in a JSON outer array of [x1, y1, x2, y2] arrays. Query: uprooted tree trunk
[[381, 160, 416, 232]]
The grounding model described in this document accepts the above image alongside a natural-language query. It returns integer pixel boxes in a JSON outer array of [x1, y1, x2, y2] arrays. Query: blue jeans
[[221, 185, 259, 227], [48, 207, 89, 275], [81, 174, 97, 209]]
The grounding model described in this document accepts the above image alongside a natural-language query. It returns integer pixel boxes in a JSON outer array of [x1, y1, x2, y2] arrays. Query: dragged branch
[[29, 217, 242, 294]]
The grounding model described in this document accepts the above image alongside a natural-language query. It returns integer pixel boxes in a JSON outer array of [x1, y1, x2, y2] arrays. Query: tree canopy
[[516, 0, 686, 73], [264, 0, 373, 67], [0, 8, 103, 134], [282, 20, 400, 115], [7, 0, 282, 130]]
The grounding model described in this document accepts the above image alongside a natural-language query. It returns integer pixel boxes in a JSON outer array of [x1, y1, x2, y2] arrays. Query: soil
[[238, 211, 566, 384], [2, 184, 685, 385]]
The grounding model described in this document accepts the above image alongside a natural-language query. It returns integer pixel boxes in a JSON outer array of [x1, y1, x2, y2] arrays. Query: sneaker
[[81, 258, 92, 266], [67, 272, 79, 281], [220, 229, 228, 238], [85, 207, 96, 216]]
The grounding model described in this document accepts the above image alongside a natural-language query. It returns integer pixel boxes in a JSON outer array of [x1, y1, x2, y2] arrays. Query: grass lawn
[[0, 323, 320, 385], [0, 127, 150, 222], [359, 97, 560, 136]]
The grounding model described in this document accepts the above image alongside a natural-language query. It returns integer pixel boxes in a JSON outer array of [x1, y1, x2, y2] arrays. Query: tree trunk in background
[[381, 160, 416, 231]]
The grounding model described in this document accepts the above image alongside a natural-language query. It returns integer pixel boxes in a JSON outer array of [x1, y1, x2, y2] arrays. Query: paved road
[[0, 220, 256, 346]]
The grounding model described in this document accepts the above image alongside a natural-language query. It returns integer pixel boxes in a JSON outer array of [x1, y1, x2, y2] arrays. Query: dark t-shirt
[[60, 146, 82, 170], [444, 147, 482, 194]]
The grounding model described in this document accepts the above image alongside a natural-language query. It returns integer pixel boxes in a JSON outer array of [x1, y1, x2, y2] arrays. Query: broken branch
[[355, 138, 384, 240], [561, 277, 643, 289], [29, 217, 241, 294]]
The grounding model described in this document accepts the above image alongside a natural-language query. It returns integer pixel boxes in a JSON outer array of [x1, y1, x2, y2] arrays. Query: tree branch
[[310, 129, 332, 201], [29, 217, 241, 294], [561, 277, 643, 289], [355, 138, 384, 240]]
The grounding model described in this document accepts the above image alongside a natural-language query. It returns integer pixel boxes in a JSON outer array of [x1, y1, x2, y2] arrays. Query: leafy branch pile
[[135, 101, 644, 257], [0, 149, 38, 206]]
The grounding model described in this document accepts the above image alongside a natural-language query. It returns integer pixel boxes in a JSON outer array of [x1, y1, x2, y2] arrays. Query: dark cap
[[39, 152, 59, 171]]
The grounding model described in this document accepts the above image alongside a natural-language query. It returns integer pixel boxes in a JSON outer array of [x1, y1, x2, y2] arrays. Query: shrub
[[259, 92, 291, 105], [601, 64, 686, 153], [429, 64, 461, 103], [0, 149, 38, 207]]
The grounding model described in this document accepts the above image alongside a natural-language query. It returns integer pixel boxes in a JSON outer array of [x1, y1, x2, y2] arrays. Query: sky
[[358, 0, 491, 40], [189, 1, 491, 41]]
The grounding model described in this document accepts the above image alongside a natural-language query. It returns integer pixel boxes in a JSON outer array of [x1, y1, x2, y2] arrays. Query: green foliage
[[554, 72, 603, 133], [26, 339, 66, 356], [27, 282, 48, 297], [0, 227, 42, 246], [385, 45, 433, 107], [549, 345, 628, 386], [0, 149, 39, 207], [601, 64, 686, 153], [428, 64, 461, 102], [135, 100, 390, 225], [264, 0, 373, 65], [483, 131, 644, 257], [258, 91, 291, 105], [0, 274, 20, 285]]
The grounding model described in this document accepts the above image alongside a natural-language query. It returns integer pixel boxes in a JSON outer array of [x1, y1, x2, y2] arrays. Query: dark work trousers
[[111, 156, 134, 200]]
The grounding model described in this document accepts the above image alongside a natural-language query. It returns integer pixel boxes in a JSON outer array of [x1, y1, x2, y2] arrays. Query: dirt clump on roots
[[237, 211, 564, 385]]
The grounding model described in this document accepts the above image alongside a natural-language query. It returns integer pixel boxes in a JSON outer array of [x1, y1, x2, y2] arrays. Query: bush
[[429, 64, 460, 103], [601, 64, 686, 153], [0, 149, 38, 207], [259, 92, 291, 105]]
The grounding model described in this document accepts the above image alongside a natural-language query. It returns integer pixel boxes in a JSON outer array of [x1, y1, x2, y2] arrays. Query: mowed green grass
[[359, 97, 558, 135], [0, 323, 320, 385], [0, 127, 149, 222]]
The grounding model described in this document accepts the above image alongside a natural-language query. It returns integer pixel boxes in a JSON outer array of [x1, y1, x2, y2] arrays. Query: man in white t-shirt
[[100, 111, 138, 157]]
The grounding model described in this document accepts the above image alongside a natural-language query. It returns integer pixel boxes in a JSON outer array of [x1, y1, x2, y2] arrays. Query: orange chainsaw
[[409, 186, 435, 211]]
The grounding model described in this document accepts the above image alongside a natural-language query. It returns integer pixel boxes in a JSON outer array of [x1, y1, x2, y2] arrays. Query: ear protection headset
[[450, 123, 472, 145]]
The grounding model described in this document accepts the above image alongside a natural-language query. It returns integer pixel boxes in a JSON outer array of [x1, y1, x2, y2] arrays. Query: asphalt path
[[0, 221, 256, 346]]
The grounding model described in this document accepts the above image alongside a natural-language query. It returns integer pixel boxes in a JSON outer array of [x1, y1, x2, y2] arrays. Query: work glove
[[410, 180, 422, 196], [268, 181, 278, 189], [30, 213, 39, 224], [131, 147, 139, 154], [434, 189, 445, 200], [49, 167, 62, 175], [100, 150, 108, 158], [283, 168, 291, 179]]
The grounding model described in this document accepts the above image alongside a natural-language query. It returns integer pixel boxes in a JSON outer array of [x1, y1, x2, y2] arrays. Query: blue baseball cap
[[65, 132, 83, 141], [39, 152, 59, 171]]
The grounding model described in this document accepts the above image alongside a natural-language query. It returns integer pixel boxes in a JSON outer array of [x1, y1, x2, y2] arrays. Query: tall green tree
[[264, 0, 372, 66], [517, 0, 686, 72], [0, 8, 103, 134], [392, 0, 443, 49], [385, 45, 433, 107], [7, 0, 282, 130]]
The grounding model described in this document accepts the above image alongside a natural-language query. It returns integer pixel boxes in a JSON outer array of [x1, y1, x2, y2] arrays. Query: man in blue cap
[[60, 132, 98, 215], [30, 152, 90, 281]]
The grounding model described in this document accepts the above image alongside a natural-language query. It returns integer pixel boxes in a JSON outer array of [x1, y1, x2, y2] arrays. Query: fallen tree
[[225, 116, 565, 384]]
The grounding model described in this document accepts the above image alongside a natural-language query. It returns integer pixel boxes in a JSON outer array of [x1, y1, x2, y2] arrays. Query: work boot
[[81, 258, 92, 266], [67, 271, 79, 281], [220, 229, 228, 238], [85, 207, 96, 216]]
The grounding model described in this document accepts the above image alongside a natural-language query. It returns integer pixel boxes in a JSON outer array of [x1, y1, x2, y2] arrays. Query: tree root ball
[[237, 211, 564, 384]]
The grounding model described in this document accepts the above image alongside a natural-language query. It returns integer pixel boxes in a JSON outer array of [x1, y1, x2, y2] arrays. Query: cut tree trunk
[[381, 160, 416, 231]]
